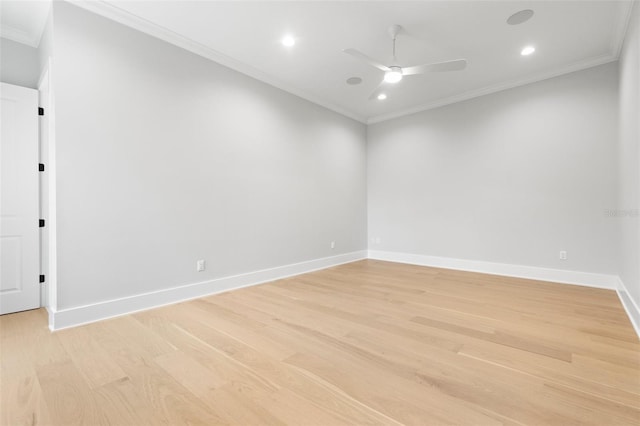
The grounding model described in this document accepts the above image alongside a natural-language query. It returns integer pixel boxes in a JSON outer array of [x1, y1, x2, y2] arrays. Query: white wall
[[368, 63, 619, 276], [37, 11, 53, 76], [45, 1, 635, 331], [0, 37, 40, 88], [51, 2, 367, 310], [618, 2, 640, 323]]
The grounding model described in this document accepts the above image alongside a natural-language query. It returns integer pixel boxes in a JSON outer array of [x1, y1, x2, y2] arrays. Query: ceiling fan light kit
[[343, 24, 467, 100], [384, 66, 403, 83]]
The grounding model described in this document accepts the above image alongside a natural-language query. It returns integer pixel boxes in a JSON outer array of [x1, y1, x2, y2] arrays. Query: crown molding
[[0, 24, 39, 48], [67, 0, 632, 127], [367, 2, 632, 126], [367, 53, 618, 125], [68, 0, 367, 124], [612, 0, 636, 58], [32, 6, 52, 50]]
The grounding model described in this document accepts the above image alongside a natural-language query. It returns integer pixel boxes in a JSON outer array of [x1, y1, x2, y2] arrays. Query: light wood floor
[[2, 260, 639, 425]]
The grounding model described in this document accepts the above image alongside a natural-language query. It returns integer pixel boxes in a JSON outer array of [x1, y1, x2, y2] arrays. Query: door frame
[[38, 59, 57, 320]]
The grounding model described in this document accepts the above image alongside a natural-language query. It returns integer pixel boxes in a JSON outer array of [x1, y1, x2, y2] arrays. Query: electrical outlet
[[559, 251, 567, 260], [375, 237, 381, 244], [330, 241, 335, 249], [196, 259, 206, 271]]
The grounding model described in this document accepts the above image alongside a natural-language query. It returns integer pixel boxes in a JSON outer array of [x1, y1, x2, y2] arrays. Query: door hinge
[[39, 163, 45, 172], [38, 107, 44, 116], [40, 275, 45, 283], [39, 219, 45, 227]]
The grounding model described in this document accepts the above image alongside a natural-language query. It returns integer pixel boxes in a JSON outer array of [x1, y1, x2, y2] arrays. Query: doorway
[[0, 82, 41, 314]]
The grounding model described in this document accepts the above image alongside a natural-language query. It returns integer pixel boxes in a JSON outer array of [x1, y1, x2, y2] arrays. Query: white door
[[0, 82, 40, 314]]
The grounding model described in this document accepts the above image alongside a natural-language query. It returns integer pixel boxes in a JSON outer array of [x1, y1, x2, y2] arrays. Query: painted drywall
[[618, 2, 640, 318], [0, 37, 40, 88], [37, 11, 53, 77], [51, 2, 367, 310], [368, 63, 619, 276]]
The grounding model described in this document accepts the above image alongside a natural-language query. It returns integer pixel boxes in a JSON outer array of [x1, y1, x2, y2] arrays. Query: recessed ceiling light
[[377, 93, 387, 100], [282, 35, 295, 47], [346, 77, 362, 85], [507, 9, 534, 25], [521, 46, 535, 56]]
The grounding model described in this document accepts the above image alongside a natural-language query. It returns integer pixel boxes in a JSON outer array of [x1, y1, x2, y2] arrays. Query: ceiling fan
[[343, 24, 467, 100]]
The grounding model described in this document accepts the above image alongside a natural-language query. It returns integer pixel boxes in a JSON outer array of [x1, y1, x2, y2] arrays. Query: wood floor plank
[[91, 376, 167, 426], [152, 304, 403, 425], [56, 326, 128, 389], [115, 355, 226, 425], [0, 368, 52, 426], [458, 340, 640, 407], [1, 259, 638, 425], [35, 360, 104, 425], [203, 385, 284, 425]]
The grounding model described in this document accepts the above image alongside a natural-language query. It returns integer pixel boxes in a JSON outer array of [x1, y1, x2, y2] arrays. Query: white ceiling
[[0, 0, 50, 47], [2, 1, 635, 123]]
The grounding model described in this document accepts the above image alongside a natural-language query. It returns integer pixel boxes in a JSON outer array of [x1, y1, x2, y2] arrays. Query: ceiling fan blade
[[343, 48, 390, 72], [369, 81, 393, 101], [402, 59, 467, 75]]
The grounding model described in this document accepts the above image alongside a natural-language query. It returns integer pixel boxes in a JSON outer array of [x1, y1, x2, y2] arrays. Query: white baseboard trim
[[48, 250, 367, 331], [46, 306, 55, 329], [615, 277, 640, 340], [48, 248, 635, 339], [367, 250, 619, 290]]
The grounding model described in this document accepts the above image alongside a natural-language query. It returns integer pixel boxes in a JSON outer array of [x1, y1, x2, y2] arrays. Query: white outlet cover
[[196, 259, 206, 271]]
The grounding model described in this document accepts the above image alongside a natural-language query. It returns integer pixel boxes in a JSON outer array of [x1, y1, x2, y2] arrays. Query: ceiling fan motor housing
[[384, 66, 403, 83]]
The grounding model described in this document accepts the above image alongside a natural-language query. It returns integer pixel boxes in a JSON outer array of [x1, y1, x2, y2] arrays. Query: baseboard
[[367, 250, 618, 289], [46, 306, 55, 331], [49, 250, 367, 331], [48, 249, 633, 336], [615, 277, 640, 340]]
